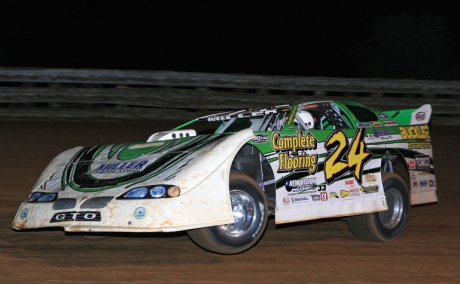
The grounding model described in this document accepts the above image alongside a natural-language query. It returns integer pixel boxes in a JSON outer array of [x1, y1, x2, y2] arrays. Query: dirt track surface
[[1, 121, 459, 283]]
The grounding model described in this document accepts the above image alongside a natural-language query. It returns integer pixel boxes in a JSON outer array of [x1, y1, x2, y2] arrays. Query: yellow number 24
[[324, 128, 372, 185]]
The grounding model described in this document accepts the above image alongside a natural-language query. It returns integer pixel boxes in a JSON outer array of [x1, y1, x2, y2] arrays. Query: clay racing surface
[[1, 121, 459, 283]]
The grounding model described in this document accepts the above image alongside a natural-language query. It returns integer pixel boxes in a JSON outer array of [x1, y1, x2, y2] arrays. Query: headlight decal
[[118, 185, 180, 199], [27, 192, 58, 203]]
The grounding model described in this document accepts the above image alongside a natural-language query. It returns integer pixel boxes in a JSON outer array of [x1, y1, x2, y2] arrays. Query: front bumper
[[13, 184, 234, 233]]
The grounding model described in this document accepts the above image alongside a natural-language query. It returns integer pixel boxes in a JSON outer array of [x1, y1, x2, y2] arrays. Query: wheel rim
[[379, 187, 404, 229], [218, 189, 257, 238]]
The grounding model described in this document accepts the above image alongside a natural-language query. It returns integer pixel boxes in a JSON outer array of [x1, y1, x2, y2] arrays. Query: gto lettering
[[399, 125, 430, 140], [55, 213, 67, 221], [84, 213, 97, 219], [50, 211, 101, 223]]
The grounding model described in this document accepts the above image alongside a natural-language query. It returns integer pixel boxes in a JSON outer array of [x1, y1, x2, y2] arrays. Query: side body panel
[[251, 128, 387, 225], [250, 104, 436, 225]]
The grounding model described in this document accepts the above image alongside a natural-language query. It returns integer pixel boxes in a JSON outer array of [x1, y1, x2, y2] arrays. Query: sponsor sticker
[[283, 197, 290, 205], [330, 191, 339, 198], [364, 173, 377, 183], [408, 142, 431, 149], [285, 177, 317, 194], [360, 185, 379, 194], [383, 121, 397, 127], [320, 191, 328, 201], [90, 159, 150, 174], [253, 134, 269, 143], [310, 194, 321, 201], [349, 187, 361, 196], [291, 195, 309, 203], [345, 179, 355, 187], [373, 129, 391, 137], [272, 131, 318, 174], [357, 123, 371, 128], [340, 190, 350, 198], [416, 112, 426, 121], [415, 155, 430, 171], [399, 125, 430, 140]]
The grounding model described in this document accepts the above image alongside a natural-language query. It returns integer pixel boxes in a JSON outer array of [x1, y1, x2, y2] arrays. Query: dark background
[[1, 2, 460, 80]]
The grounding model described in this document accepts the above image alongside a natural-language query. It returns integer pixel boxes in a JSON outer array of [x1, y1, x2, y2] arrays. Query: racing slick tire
[[346, 171, 410, 242], [187, 172, 268, 254]]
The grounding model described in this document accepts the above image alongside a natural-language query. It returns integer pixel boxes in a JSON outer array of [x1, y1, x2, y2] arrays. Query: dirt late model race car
[[12, 100, 437, 254]]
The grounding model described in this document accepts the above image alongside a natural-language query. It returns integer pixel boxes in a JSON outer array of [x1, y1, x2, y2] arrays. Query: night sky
[[1, 2, 459, 79]]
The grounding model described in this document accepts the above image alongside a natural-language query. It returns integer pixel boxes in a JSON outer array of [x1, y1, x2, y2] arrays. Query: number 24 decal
[[324, 128, 372, 185]]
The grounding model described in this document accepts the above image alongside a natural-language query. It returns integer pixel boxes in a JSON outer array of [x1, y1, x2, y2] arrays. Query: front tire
[[188, 172, 268, 254], [347, 171, 410, 241]]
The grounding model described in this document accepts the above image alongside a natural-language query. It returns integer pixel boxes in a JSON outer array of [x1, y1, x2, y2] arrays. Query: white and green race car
[[12, 101, 437, 254]]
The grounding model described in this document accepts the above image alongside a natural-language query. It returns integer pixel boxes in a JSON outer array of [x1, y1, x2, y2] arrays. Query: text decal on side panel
[[325, 128, 372, 185]]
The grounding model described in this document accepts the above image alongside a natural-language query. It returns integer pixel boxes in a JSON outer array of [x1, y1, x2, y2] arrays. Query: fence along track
[[0, 67, 459, 124]]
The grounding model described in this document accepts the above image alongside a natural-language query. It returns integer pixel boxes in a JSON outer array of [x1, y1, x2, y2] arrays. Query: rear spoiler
[[382, 104, 432, 126]]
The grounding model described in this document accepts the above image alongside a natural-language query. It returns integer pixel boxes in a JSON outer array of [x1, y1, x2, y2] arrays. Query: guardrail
[[0, 67, 459, 125]]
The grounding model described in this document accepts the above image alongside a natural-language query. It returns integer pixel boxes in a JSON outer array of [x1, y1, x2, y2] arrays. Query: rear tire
[[347, 172, 410, 241], [188, 172, 268, 254]]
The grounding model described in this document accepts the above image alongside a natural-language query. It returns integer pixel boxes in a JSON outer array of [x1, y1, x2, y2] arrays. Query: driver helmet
[[298, 111, 315, 129]]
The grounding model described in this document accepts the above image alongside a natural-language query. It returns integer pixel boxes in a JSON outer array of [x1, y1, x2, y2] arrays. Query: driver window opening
[[296, 103, 350, 130]]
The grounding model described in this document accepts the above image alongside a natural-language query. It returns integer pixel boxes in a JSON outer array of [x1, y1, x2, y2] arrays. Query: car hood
[[34, 129, 255, 195]]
